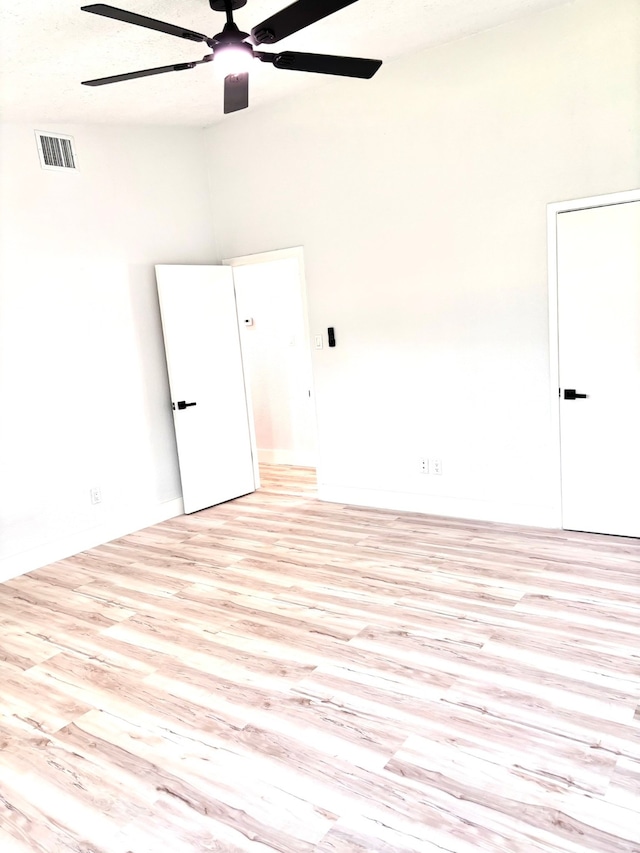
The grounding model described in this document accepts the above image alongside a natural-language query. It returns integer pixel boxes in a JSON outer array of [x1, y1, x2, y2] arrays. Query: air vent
[[35, 131, 78, 172]]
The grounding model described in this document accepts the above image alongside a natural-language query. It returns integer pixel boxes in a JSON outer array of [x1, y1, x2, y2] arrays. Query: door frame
[[547, 187, 640, 528], [222, 246, 320, 473]]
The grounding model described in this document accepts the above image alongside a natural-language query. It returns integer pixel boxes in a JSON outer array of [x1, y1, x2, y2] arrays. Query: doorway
[[224, 247, 319, 492], [548, 189, 640, 537]]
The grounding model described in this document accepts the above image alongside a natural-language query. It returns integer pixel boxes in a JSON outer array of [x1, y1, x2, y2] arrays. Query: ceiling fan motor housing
[[214, 40, 254, 61]]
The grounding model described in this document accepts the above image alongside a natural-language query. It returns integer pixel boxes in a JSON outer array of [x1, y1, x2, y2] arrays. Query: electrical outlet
[[430, 459, 443, 475], [314, 334, 323, 349], [419, 457, 428, 474], [90, 487, 102, 505]]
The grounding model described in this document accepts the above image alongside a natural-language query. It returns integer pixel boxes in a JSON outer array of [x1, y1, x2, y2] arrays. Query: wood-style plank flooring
[[1, 465, 640, 852]]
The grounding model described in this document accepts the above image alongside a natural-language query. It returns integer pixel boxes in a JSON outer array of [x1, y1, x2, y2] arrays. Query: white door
[[557, 201, 640, 536], [155, 265, 256, 514]]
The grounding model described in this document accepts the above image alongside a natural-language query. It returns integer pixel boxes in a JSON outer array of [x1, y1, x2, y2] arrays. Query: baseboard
[[317, 485, 559, 529], [257, 448, 317, 467], [0, 497, 185, 584]]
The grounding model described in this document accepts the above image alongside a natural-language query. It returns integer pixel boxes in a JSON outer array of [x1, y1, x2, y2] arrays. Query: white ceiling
[[1, 0, 571, 127]]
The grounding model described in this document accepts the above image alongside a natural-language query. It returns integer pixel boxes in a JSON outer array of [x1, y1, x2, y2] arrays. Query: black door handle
[[173, 400, 197, 410], [563, 389, 588, 400]]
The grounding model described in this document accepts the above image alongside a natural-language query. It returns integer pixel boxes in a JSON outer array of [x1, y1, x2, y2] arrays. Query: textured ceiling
[[0, 0, 571, 126]]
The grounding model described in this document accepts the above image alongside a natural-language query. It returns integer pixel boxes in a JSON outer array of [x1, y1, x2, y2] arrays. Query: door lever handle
[[173, 400, 197, 410], [563, 389, 588, 400]]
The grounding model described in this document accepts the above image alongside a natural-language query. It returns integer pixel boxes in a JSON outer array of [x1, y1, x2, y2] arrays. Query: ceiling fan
[[81, 0, 382, 114]]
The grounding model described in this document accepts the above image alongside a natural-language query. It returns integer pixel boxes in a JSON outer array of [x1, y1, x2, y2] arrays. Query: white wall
[[0, 123, 215, 580], [233, 258, 316, 466], [204, 0, 640, 526]]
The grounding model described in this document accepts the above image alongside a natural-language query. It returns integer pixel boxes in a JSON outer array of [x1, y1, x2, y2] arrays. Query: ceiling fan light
[[214, 42, 254, 78]]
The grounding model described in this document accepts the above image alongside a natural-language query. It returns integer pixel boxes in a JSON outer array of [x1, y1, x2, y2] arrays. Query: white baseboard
[[0, 497, 184, 584], [317, 485, 559, 529], [257, 448, 317, 467]]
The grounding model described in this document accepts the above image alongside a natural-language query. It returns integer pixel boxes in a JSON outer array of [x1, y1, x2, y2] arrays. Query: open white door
[[156, 265, 256, 514], [557, 201, 640, 537]]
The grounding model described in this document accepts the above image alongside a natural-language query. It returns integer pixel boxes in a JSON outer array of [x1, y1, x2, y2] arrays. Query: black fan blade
[[271, 51, 381, 78], [224, 73, 249, 113], [251, 0, 357, 45], [82, 60, 206, 86], [81, 4, 209, 43]]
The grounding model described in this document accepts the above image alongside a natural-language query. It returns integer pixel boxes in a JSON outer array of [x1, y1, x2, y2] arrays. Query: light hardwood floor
[[1, 465, 639, 852]]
